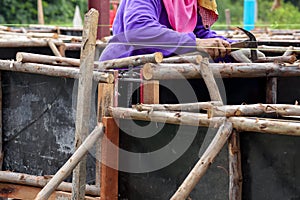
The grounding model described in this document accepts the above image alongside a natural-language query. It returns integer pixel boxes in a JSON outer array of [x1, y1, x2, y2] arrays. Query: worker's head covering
[[162, 0, 218, 32]]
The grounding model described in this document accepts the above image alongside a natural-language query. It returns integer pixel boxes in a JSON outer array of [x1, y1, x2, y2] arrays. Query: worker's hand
[[230, 49, 265, 63], [196, 38, 231, 60]]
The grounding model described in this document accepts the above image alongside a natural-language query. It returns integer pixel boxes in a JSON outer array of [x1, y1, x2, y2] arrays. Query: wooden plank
[[101, 117, 119, 200], [72, 8, 99, 200], [96, 83, 114, 186], [0, 183, 97, 200], [143, 80, 159, 104]]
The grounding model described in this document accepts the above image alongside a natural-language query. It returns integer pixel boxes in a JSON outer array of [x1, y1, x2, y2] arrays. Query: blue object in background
[[243, 0, 256, 31]]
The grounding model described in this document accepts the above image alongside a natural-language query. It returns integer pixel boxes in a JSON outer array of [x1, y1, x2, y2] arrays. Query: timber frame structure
[[0, 10, 300, 200]]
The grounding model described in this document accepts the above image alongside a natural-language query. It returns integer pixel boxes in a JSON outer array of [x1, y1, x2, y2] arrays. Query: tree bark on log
[[229, 130, 242, 200], [258, 45, 300, 55], [142, 62, 300, 80], [0, 60, 114, 83], [110, 107, 300, 136], [0, 38, 63, 48], [72, 8, 99, 200], [34, 125, 104, 200], [210, 104, 300, 117], [255, 55, 297, 64], [0, 171, 99, 196], [16, 52, 80, 66], [95, 52, 163, 70], [170, 121, 233, 200], [133, 101, 222, 112], [162, 55, 202, 64], [199, 58, 223, 102]]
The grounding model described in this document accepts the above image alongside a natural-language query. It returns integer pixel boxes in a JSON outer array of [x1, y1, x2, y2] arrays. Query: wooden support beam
[[229, 130, 242, 200], [142, 63, 300, 80], [0, 60, 114, 83], [170, 121, 233, 200], [0, 183, 98, 200], [72, 8, 99, 200], [0, 171, 100, 196], [133, 101, 222, 112], [34, 125, 104, 200], [101, 117, 119, 200], [110, 107, 300, 136], [96, 83, 114, 187], [143, 80, 159, 104]]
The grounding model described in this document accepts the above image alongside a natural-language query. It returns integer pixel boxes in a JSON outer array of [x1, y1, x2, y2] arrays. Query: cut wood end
[[143, 63, 154, 80], [85, 8, 99, 18], [154, 52, 164, 63], [16, 53, 23, 62], [195, 55, 203, 64]]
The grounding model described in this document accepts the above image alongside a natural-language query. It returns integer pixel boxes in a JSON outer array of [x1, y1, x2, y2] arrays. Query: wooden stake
[[142, 62, 300, 80], [133, 101, 222, 112], [199, 58, 222, 102], [229, 130, 242, 200], [96, 83, 114, 187], [34, 125, 104, 200], [37, 0, 45, 25], [0, 171, 99, 196], [72, 8, 99, 200], [0, 60, 114, 83], [101, 117, 119, 200], [170, 121, 233, 200], [47, 39, 62, 57], [110, 107, 300, 136], [94, 52, 163, 70]]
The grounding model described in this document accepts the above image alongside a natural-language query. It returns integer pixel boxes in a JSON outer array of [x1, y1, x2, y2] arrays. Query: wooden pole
[[142, 62, 300, 80], [47, 39, 62, 57], [37, 0, 45, 25], [94, 52, 163, 70], [0, 38, 63, 48], [0, 171, 100, 196], [170, 121, 233, 200], [34, 125, 104, 200], [72, 8, 99, 200], [210, 104, 300, 117], [100, 117, 119, 200], [110, 107, 300, 136], [229, 130, 242, 200], [255, 55, 297, 64], [162, 55, 202, 64], [16, 52, 80, 66], [0, 60, 113, 83], [133, 101, 222, 112], [225, 9, 231, 30]]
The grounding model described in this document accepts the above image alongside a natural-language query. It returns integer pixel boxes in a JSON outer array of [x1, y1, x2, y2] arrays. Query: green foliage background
[[0, 0, 87, 25], [0, 0, 299, 28]]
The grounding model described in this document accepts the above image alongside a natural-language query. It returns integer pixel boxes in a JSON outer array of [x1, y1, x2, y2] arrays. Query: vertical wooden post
[[228, 130, 242, 200], [37, 0, 45, 25], [101, 117, 119, 200], [88, 0, 110, 39], [96, 83, 114, 187], [143, 80, 159, 104], [72, 9, 99, 200], [225, 9, 231, 30], [266, 77, 277, 104]]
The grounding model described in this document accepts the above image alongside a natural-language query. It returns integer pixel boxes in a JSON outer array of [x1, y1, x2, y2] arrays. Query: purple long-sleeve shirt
[[99, 0, 231, 61]]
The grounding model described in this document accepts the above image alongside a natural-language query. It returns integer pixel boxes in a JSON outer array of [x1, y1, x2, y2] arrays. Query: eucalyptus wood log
[[200, 58, 223, 102], [283, 46, 295, 57], [0, 38, 63, 48], [229, 130, 242, 200], [210, 104, 300, 117], [255, 55, 297, 64], [34, 125, 104, 200], [142, 62, 300, 80], [0, 30, 58, 38], [0, 171, 99, 196], [48, 39, 62, 57], [95, 52, 163, 70], [0, 60, 114, 83], [110, 107, 300, 136], [162, 55, 202, 64], [72, 8, 99, 200], [16, 52, 80, 66], [133, 101, 222, 112], [258, 45, 300, 55], [170, 121, 233, 200]]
